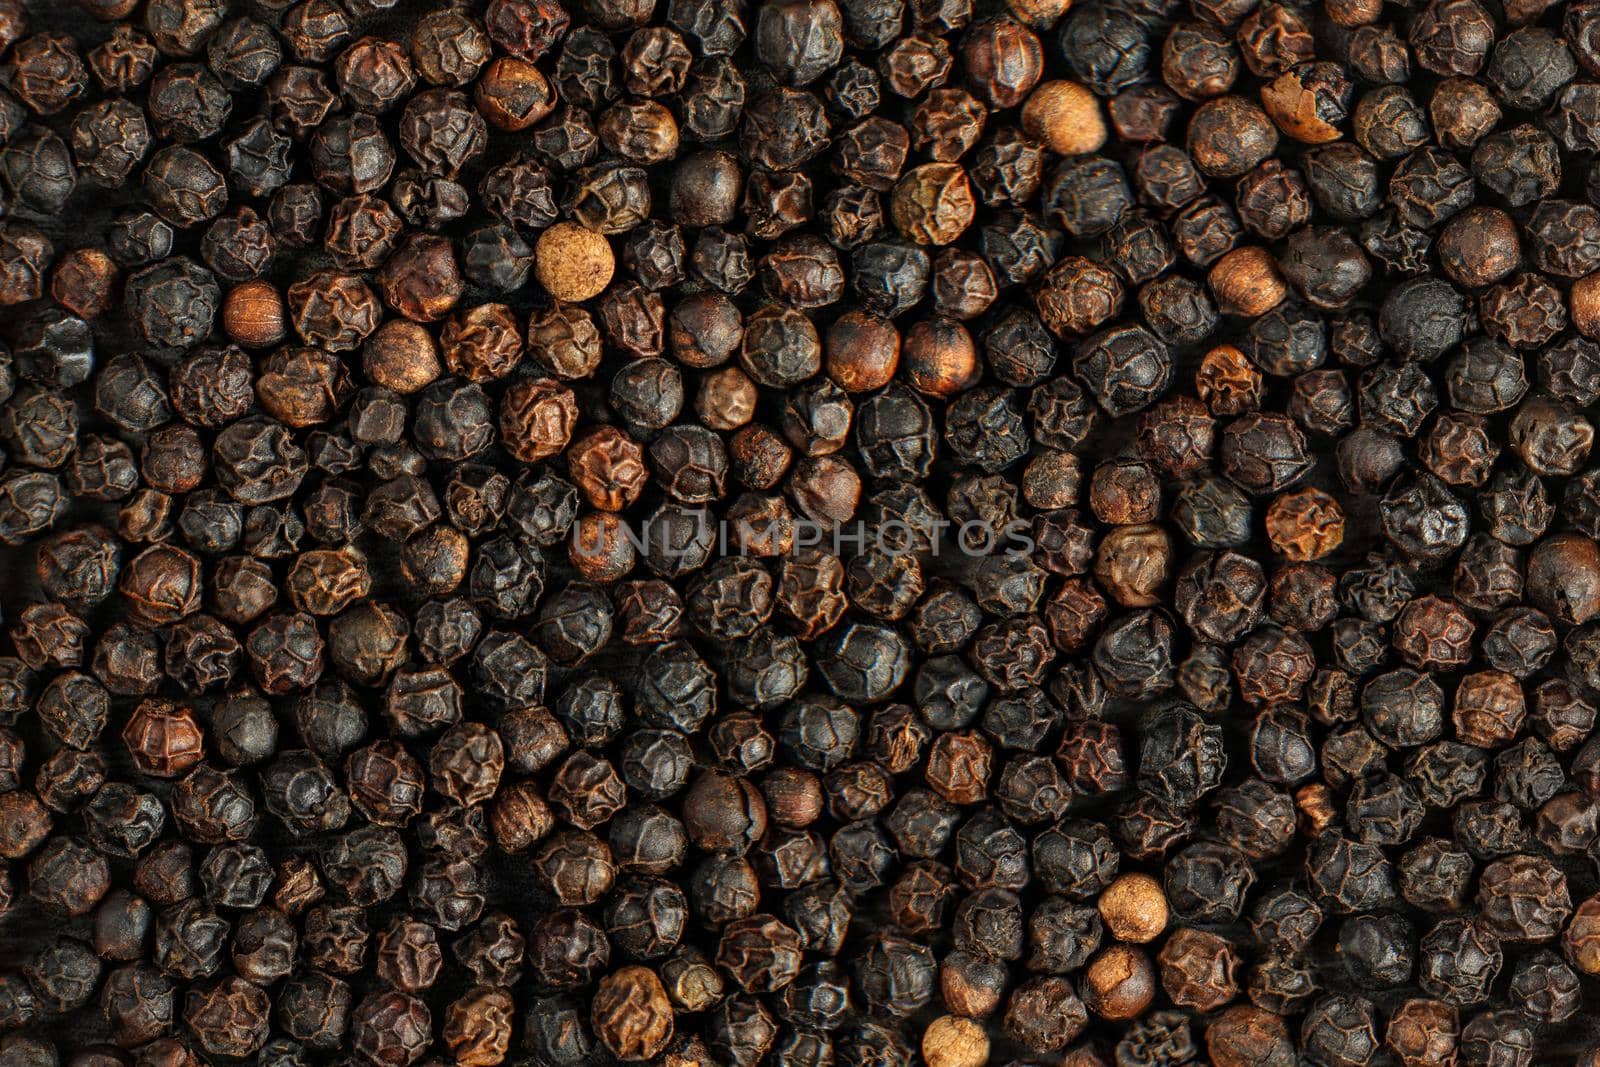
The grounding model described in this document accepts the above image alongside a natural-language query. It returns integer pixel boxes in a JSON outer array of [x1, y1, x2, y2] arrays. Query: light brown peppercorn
[[592, 967, 675, 1061], [1157, 928, 1239, 1011], [1196, 344, 1265, 414], [1264, 487, 1344, 561], [1327, 0, 1382, 24], [536, 222, 615, 303], [1207, 1005, 1294, 1067], [1565, 895, 1600, 974], [1082, 945, 1157, 1020], [222, 281, 288, 349], [363, 320, 442, 394], [1005, 0, 1072, 27], [922, 1015, 990, 1067], [1295, 782, 1337, 836], [696, 367, 758, 431], [1097, 873, 1168, 943], [940, 952, 1008, 1018], [474, 57, 555, 131], [1572, 274, 1600, 340], [1208, 247, 1288, 317], [760, 767, 824, 828], [568, 426, 648, 511], [890, 164, 977, 246], [443, 987, 514, 1067], [1094, 523, 1172, 608], [1021, 81, 1106, 156], [1527, 532, 1600, 625]]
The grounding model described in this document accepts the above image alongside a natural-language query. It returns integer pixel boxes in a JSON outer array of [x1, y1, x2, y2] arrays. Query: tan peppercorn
[[363, 319, 442, 394], [1036, 256, 1124, 337], [1060, 1048, 1108, 1067], [922, 1016, 989, 1067], [222, 280, 288, 349], [1265, 487, 1345, 561], [568, 426, 649, 512], [1209, 247, 1288, 317], [1021, 81, 1106, 156], [1022, 449, 1082, 510], [1082, 945, 1156, 1020], [1431, 78, 1502, 151], [940, 951, 1008, 1018], [890, 163, 977, 246], [1261, 66, 1349, 143], [1573, 274, 1600, 340], [592, 967, 675, 1061], [536, 222, 615, 303], [442, 302, 525, 382], [1097, 873, 1168, 943]]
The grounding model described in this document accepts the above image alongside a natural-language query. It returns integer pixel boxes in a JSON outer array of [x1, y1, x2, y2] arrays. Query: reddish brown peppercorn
[[903, 318, 977, 398], [1209, 247, 1288, 317]]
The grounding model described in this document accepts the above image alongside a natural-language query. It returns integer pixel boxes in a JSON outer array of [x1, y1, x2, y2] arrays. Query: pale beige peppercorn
[[1021, 81, 1106, 156], [922, 1015, 989, 1067], [536, 221, 615, 303]]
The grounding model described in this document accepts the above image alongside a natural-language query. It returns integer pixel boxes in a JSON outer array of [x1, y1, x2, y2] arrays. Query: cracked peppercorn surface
[[12, 0, 1600, 1065]]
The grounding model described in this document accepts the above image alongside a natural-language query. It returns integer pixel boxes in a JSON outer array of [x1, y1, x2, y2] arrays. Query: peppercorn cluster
[[8, 0, 1600, 1065]]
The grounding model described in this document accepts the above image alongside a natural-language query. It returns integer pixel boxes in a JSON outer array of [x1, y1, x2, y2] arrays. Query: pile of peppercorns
[[11, 0, 1600, 1064]]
